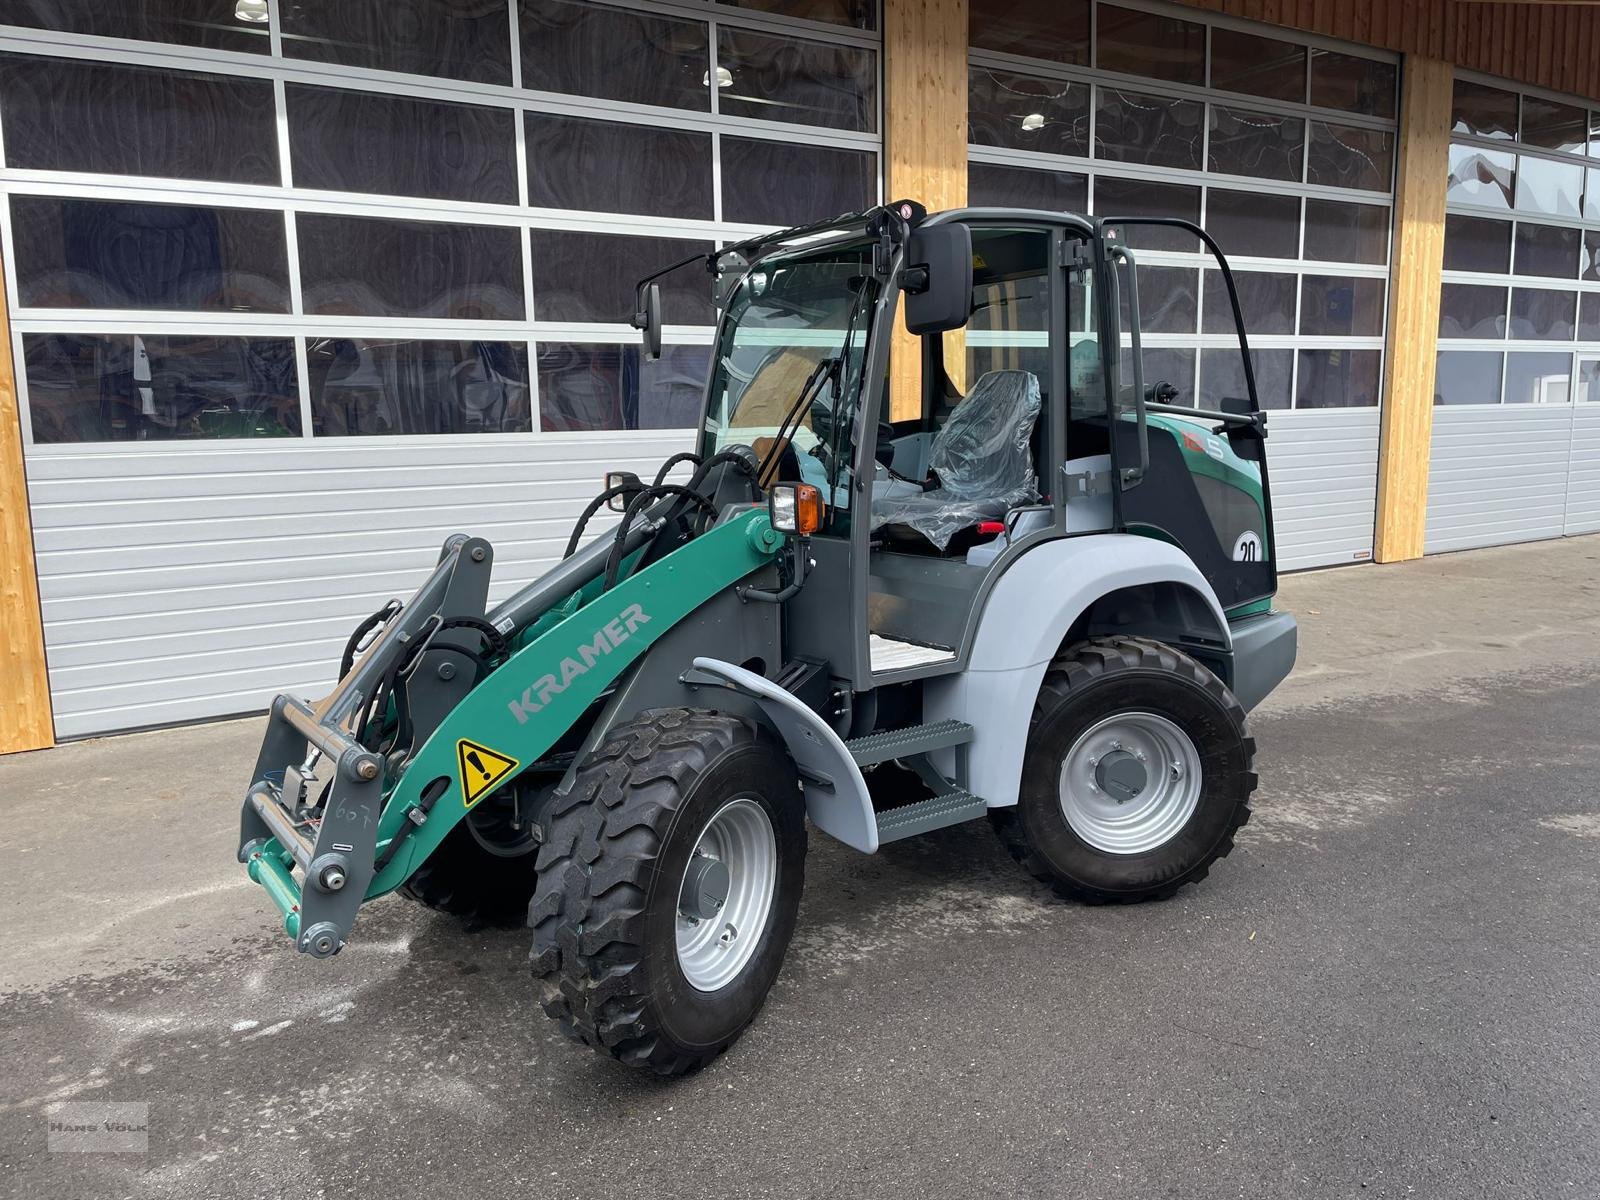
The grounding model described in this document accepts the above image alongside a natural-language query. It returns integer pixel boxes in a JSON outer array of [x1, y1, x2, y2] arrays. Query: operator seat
[[871, 368, 1043, 551]]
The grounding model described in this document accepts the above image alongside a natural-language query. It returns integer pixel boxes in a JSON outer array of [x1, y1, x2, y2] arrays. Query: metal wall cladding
[[1425, 404, 1575, 555], [1264, 408, 1383, 570]]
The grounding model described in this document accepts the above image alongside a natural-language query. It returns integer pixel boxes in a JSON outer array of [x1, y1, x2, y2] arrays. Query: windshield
[[703, 239, 878, 525]]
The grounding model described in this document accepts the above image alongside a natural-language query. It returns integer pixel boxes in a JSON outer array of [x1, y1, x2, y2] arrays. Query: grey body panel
[[690, 657, 879, 853], [1226, 609, 1298, 712]]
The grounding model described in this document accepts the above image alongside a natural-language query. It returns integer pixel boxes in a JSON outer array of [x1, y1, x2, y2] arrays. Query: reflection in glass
[[1306, 121, 1394, 191], [1452, 80, 1517, 140], [1512, 222, 1580, 279], [519, 0, 707, 110], [307, 339, 530, 435], [1443, 214, 1512, 273], [1515, 155, 1583, 218], [1299, 275, 1385, 337], [0, 54, 278, 184], [1205, 189, 1299, 260], [1120, 266, 1196, 334], [1095, 88, 1203, 170], [1208, 107, 1304, 181], [1521, 96, 1587, 154], [1576, 357, 1600, 404], [530, 232, 715, 325], [287, 85, 517, 204], [1447, 144, 1515, 210], [24, 333, 298, 442], [1200, 347, 1292, 410], [1437, 284, 1507, 339], [720, 137, 874, 226], [725, 0, 874, 28], [1503, 351, 1572, 403], [968, 162, 1087, 212], [968, 67, 1088, 158], [1585, 231, 1600, 282], [1209, 29, 1304, 103], [283, 0, 512, 84], [0, 0, 267, 52], [537, 342, 711, 431], [1580, 294, 1600, 341], [1434, 351, 1504, 405], [1309, 50, 1397, 120], [968, 0, 1088, 65], [10, 196, 288, 312], [1296, 349, 1381, 408], [1303, 199, 1389, 265], [1094, 177, 1200, 252], [1095, 5, 1204, 86], [717, 27, 875, 132], [525, 113, 712, 219], [1203, 271, 1295, 336], [1588, 169, 1600, 221], [297, 214, 524, 320], [1508, 288, 1576, 341]]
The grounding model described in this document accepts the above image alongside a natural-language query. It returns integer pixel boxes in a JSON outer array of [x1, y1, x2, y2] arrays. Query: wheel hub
[[675, 798, 777, 992], [1093, 749, 1149, 802], [679, 852, 731, 921], [1060, 712, 1203, 855]]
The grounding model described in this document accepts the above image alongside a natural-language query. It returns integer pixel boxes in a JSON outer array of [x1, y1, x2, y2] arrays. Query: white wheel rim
[[675, 797, 777, 992], [1058, 711, 1203, 855]]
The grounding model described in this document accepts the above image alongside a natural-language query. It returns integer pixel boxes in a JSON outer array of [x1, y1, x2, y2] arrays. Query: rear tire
[[993, 636, 1255, 904], [529, 708, 806, 1076]]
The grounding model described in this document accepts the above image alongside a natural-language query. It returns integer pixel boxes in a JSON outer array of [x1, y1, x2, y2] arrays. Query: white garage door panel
[[1565, 406, 1600, 534], [1261, 408, 1381, 571], [1425, 406, 1574, 555], [28, 434, 693, 738]]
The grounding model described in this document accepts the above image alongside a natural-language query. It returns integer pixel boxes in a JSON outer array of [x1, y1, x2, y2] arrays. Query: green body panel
[[363, 509, 783, 895], [1145, 412, 1265, 510]]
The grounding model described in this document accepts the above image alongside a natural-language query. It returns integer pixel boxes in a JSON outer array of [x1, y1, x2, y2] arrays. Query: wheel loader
[[237, 200, 1297, 1075]]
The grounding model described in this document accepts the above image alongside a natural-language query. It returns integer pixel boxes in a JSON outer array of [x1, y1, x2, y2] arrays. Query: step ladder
[[843, 719, 987, 844]]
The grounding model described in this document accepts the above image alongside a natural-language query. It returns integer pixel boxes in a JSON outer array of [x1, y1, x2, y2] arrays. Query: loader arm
[[239, 507, 785, 956]]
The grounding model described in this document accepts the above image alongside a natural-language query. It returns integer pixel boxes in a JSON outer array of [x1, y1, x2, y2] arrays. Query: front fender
[[924, 534, 1231, 809]]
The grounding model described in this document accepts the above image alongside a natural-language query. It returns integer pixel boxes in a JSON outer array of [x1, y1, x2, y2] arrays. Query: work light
[[768, 483, 822, 535]]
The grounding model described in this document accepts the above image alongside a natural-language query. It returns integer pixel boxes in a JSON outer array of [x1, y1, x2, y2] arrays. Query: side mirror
[[630, 281, 662, 361], [900, 222, 972, 335]]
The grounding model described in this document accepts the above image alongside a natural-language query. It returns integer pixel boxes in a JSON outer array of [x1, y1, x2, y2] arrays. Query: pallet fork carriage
[[238, 199, 1297, 1073]]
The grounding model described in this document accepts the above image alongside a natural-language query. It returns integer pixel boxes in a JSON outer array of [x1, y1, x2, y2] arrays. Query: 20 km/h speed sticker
[[456, 739, 520, 807], [1233, 531, 1263, 562]]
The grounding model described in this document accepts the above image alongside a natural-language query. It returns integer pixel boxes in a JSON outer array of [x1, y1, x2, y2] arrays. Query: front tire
[[993, 636, 1255, 904], [529, 709, 806, 1076]]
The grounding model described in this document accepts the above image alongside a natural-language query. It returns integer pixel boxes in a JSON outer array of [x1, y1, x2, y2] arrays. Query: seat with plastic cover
[[870, 369, 1043, 550]]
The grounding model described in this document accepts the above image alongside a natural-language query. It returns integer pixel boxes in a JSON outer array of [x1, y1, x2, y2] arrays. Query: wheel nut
[[1171, 763, 1184, 779]]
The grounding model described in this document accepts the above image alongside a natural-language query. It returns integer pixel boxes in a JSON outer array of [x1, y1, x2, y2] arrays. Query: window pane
[[1580, 294, 1600, 341], [1095, 5, 1203, 85], [1309, 50, 1396, 120], [1521, 96, 1587, 154], [1512, 222, 1580, 279], [1208, 107, 1304, 182], [724, 0, 874, 28], [1296, 349, 1381, 408], [1209, 29, 1305, 104], [1443, 214, 1512, 273], [717, 27, 874, 132], [519, 0, 707, 110], [1303, 199, 1389, 265], [1434, 351, 1503, 405], [1503, 351, 1572, 403], [1306, 122, 1393, 192], [720, 137, 874, 226], [23, 333, 298, 443], [0, 54, 278, 185], [10, 196, 288, 312], [1120, 266, 1196, 334], [525, 113, 711, 219], [287, 85, 516, 204], [1587, 169, 1600, 221], [1577, 357, 1600, 403], [1094, 177, 1201, 252], [1300, 275, 1385, 337], [283, 0, 511, 84], [1200, 347, 1293, 410], [530, 233, 714, 325], [1448, 144, 1516, 210], [1094, 88, 1203, 171], [1516, 156, 1583, 218], [0, 0, 267, 52], [969, 0, 1087, 66], [1203, 271, 1295, 336], [1122, 347, 1196, 407], [968, 66, 1089, 158], [307, 339, 530, 435], [297, 214, 524, 320], [968, 162, 1087, 211], [1205, 189, 1299, 260], [1508, 287, 1576, 341], [1438, 284, 1506, 339], [1584, 231, 1600, 282], [1453, 80, 1517, 140], [537, 342, 710, 431]]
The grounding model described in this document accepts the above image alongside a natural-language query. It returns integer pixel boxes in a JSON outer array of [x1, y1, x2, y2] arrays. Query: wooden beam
[[884, 0, 968, 420], [1375, 55, 1453, 565]]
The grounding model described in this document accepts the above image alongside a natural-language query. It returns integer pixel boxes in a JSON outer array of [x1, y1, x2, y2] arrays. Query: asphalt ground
[[3, 535, 1599, 1199]]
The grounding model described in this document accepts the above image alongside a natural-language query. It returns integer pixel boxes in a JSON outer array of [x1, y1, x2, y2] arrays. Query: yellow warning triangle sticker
[[456, 738, 520, 808]]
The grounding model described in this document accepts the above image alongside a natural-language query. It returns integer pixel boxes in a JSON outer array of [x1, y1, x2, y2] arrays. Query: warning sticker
[[456, 738, 520, 808]]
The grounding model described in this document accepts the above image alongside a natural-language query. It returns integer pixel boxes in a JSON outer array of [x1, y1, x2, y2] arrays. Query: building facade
[[1, 0, 1596, 748]]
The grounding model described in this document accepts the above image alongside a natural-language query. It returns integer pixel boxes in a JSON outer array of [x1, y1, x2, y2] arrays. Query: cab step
[[875, 789, 988, 843], [844, 719, 973, 767]]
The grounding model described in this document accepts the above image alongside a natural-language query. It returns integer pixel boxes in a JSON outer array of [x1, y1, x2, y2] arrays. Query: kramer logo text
[[509, 603, 651, 723]]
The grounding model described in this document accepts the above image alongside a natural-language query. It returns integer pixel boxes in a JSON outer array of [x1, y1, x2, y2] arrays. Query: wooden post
[[1375, 55, 1453, 564], [0, 243, 54, 754], [884, 0, 968, 420]]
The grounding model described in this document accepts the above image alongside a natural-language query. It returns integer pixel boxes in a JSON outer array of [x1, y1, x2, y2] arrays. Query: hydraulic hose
[[602, 484, 720, 592], [564, 482, 646, 560], [653, 451, 703, 487]]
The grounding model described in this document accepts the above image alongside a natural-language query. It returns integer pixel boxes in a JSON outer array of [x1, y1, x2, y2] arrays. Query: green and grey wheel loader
[[236, 200, 1297, 1075]]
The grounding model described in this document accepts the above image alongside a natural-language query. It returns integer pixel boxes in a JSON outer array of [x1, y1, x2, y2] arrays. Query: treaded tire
[[992, 636, 1256, 904], [397, 804, 540, 927], [528, 708, 806, 1076]]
